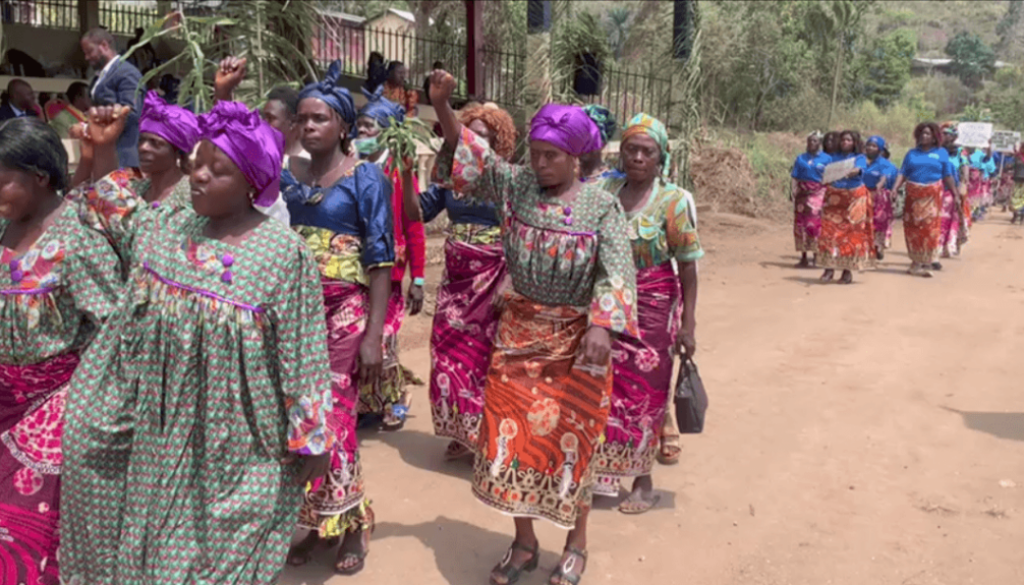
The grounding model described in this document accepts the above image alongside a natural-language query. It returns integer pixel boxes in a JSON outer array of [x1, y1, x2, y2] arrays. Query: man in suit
[[81, 27, 143, 168], [0, 79, 38, 122]]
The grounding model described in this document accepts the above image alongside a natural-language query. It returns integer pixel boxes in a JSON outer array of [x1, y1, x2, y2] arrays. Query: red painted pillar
[[465, 0, 484, 99]]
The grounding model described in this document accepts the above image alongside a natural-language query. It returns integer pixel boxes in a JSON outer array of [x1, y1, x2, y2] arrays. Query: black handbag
[[674, 356, 708, 434]]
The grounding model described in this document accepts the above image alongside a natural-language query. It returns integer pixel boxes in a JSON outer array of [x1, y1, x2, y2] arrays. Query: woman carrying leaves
[[353, 91, 426, 431], [281, 61, 393, 576], [592, 114, 702, 515], [430, 69, 638, 585], [402, 102, 517, 461], [0, 117, 123, 585], [61, 101, 335, 585]]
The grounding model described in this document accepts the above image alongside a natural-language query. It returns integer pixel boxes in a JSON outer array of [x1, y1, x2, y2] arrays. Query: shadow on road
[[383, 516, 560, 585], [942, 406, 1024, 442], [361, 426, 475, 482]]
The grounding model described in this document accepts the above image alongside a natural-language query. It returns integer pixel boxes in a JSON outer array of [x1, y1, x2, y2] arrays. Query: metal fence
[[1, 0, 78, 29], [99, 0, 161, 35], [578, 64, 674, 129]]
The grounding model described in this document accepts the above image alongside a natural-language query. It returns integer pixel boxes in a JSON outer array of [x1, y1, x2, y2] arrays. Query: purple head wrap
[[139, 90, 200, 154], [197, 101, 284, 208], [528, 104, 602, 157]]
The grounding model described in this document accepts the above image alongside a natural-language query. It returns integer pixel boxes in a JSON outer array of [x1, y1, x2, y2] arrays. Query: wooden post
[[78, 0, 100, 34], [465, 0, 483, 100]]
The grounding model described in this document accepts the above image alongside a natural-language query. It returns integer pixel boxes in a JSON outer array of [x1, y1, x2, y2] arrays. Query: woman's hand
[[358, 333, 384, 387], [285, 452, 331, 486], [214, 56, 247, 101], [428, 69, 457, 106], [87, 105, 130, 147], [578, 326, 612, 367], [845, 168, 861, 179], [70, 123, 94, 161], [407, 283, 424, 315], [675, 326, 696, 357]]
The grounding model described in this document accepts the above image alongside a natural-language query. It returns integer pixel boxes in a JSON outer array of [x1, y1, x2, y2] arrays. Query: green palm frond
[[125, 0, 320, 112]]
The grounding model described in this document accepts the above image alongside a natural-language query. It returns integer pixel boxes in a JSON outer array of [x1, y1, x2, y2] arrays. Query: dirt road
[[281, 211, 1024, 585]]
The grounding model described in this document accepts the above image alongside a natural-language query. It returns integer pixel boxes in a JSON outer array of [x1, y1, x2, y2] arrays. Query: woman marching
[[402, 102, 518, 461], [430, 69, 638, 585], [818, 130, 871, 284], [790, 131, 831, 268], [890, 122, 957, 278], [281, 61, 394, 575], [61, 102, 335, 585], [0, 117, 124, 585], [863, 135, 898, 260], [70, 91, 201, 267], [579, 104, 617, 184], [592, 114, 702, 514], [939, 123, 968, 261], [353, 90, 427, 431]]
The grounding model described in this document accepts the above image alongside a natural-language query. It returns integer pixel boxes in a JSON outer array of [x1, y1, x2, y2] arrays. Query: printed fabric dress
[[592, 178, 703, 496], [420, 185, 507, 452], [0, 203, 123, 585], [940, 150, 968, 256], [899, 147, 950, 264], [282, 160, 395, 537], [71, 170, 194, 270], [864, 157, 898, 251], [60, 176, 334, 585], [791, 151, 831, 252], [818, 152, 872, 270], [433, 127, 639, 528], [359, 157, 425, 418]]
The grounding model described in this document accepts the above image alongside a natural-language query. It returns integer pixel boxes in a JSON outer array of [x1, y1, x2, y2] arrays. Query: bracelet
[[413, 277, 425, 287]]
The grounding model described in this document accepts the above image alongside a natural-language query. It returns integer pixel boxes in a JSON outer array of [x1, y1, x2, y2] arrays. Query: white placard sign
[[991, 130, 1020, 153], [822, 157, 856, 184], [955, 122, 993, 148]]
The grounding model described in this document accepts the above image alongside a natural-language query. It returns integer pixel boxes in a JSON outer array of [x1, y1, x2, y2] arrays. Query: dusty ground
[[281, 210, 1024, 585]]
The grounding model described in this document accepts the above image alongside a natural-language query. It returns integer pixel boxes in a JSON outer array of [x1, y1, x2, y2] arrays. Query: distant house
[[362, 8, 435, 67], [911, 57, 1009, 76], [312, 10, 366, 74]]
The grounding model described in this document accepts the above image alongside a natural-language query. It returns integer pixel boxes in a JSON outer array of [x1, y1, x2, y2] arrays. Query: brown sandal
[[334, 507, 375, 575]]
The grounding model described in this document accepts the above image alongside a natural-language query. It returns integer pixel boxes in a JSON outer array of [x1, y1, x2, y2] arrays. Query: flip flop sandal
[[334, 508, 375, 575], [657, 434, 681, 465], [382, 403, 409, 431], [489, 540, 539, 585], [549, 546, 588, 585], [618, 489, 661, 515], [839, 271, 853, 285], [820, 269, 835, 282]]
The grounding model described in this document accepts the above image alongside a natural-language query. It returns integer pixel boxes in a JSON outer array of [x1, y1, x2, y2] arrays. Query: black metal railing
[[314, 24, 469, 101], [577, 64, 674, 129], [1, 0, 78, 29], [479, 47, 524, 109], [99, 0, 161, 35]]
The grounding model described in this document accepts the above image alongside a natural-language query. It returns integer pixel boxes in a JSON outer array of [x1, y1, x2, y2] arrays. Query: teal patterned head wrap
[[582, 104, 616, 148]]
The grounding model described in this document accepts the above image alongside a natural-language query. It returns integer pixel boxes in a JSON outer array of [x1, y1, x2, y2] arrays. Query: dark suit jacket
[[0, 102, 39, 122], [90, 57, 143, 168]]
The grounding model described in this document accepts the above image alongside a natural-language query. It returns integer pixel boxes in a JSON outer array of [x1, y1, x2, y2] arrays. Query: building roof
[[367, 7, 434, 26], [912, 57, 1008, 69]]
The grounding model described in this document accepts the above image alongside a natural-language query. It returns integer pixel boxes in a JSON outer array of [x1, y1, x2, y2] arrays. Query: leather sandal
[[489, 540, 539, 585], [549, 546, 588, 585]]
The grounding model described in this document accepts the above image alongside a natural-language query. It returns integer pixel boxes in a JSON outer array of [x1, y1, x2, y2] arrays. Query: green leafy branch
[[378, 116, 436, 172]]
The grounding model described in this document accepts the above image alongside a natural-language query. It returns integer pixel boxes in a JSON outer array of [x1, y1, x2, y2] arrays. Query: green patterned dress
[[433, 127, 639, 527], [61, 176, 333, 585], [0, 202, 123, 585]]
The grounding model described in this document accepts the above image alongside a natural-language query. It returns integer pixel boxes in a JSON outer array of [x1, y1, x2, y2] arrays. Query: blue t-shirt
[[791, 151, 831, 183], [968, 150, 997, 178], [418, 184, 499, 227], [947, 148, 966, 186], [899, 147, 951, 185], [829, 152, 868, 190], [863, 157, 898, 190]]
